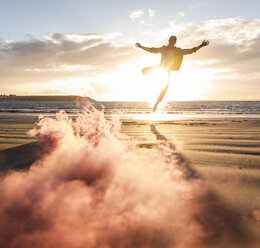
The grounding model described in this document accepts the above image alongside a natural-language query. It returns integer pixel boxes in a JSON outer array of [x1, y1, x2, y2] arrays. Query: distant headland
[[0, 95, 96, 102]]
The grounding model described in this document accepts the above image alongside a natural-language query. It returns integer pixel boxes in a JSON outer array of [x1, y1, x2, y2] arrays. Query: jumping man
[[136, 36, 209, 112]]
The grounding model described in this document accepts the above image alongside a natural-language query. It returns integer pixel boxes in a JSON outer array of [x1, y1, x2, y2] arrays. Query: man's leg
[[153, 71, 171, 112], [142, 66, 158, 75]]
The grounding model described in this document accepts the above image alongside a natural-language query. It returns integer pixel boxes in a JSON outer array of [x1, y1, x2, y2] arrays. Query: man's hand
[[135, 43, 142, 48], [201, 40, 209, 47], [194, 40, 209, 52]]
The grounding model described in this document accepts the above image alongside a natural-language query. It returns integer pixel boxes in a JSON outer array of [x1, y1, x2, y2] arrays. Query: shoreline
[[1, 112, 260, 120]]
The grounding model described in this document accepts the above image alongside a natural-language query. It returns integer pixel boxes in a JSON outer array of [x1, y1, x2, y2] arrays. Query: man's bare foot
[[153, 102, 159, 112], [142, 66, 155, 76], [142, 68, 149, 75]]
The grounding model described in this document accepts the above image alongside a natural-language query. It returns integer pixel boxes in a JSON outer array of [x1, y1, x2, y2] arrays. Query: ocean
[[0, 101, 260, 120]]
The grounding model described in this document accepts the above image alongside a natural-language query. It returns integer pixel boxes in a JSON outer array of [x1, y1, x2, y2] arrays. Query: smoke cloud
[[0, 108, 256, 247]]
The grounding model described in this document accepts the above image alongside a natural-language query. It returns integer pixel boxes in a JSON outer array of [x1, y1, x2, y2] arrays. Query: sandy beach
[[121, 118, 260, 232], [0, 115, 259, 246]]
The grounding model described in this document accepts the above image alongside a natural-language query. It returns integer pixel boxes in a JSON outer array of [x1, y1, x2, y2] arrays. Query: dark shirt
[[146, 45, 196, 71]]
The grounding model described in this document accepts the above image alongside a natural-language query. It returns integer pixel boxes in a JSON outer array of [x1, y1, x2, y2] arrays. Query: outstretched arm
[[194, 40, 209, 52], [135, 43, 162, 53], [182, 40, 209, 55]]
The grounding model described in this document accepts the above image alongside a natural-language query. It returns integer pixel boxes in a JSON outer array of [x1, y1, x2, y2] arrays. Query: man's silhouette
[[136, 36, 209, 112]]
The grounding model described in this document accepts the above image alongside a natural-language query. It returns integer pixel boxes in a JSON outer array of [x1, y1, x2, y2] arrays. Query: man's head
[[168, 36, 177, 46]]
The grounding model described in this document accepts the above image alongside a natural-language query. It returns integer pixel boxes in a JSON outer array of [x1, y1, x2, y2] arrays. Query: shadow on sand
[[0, 142, 45, 173], [150, 124, 255, 247]]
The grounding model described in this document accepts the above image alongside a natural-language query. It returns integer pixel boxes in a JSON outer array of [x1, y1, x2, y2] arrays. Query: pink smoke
[[0, 107, 256, 247]]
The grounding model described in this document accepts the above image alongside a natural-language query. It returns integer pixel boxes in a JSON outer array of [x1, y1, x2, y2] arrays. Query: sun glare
[[146, 67, 169, 88], [109, 58, 213, 101], [167, 63, 212, 101], [96, 55, 166, 101], [38, 56, 213, 101], [135, 111, 182, 121]]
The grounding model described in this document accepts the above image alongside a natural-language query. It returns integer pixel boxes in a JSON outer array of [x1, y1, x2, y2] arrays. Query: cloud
[[129, 9, 155, 26], [129, 9, 144, 21], [177, 17, 260, 46], [45, 33, 120, 43], [152, 17, 260, 46], [148, 9, 155, 18], [0, 33, 141, 93], [179, 11, 185, 17]]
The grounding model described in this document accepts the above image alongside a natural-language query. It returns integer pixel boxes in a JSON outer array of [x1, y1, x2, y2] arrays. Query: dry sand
[[0, 116, 259, 240]]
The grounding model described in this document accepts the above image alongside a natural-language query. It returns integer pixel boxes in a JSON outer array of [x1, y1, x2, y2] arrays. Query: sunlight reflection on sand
[[134, 112, 183, 121]]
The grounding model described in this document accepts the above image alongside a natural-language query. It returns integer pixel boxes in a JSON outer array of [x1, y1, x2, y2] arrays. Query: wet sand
[[0, 116, 259, 240], [0, 116, 37, 151]]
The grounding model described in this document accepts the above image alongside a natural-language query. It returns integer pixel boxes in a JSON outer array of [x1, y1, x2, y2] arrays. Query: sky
[[0, 0, 260, 101]]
